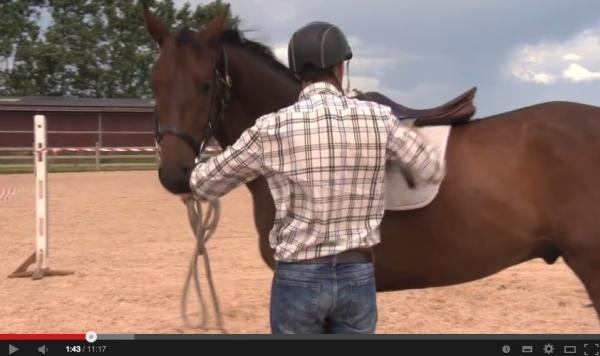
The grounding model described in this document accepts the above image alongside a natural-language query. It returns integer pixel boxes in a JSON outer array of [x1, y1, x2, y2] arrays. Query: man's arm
[[385, 115, 446, 184], [189, 123, 263, 201]]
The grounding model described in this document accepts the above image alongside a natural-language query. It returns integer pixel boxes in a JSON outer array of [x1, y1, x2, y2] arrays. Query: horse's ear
[[203, 5, 230, 46], [142, 6, 169, 47]]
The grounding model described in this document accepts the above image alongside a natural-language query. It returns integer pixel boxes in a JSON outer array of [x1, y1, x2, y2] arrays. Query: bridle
[[154, 46, 232, 159]]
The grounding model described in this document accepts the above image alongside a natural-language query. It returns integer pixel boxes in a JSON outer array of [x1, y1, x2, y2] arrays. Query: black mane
[[175, 26, 298, 82], [175, 27, 202, 51], [221, 29, 297, 81]]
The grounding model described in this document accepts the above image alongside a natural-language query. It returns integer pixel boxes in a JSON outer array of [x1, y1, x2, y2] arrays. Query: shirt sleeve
[[189, 123, 263, 201], [385, 114, 446, 184]]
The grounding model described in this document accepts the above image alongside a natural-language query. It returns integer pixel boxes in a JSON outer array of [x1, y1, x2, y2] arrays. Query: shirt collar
[[298, 82, 343, 100]]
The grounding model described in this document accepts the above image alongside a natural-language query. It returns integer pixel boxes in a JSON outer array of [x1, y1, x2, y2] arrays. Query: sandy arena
[[0, 171, 598, 334]]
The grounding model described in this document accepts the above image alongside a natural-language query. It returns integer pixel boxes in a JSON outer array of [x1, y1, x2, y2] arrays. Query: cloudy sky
[[175, 0, 600, 117]]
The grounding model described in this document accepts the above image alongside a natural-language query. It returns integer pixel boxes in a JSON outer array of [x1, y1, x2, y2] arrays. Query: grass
[[0, 151, 217, 174], [0, 152, 158, 174]]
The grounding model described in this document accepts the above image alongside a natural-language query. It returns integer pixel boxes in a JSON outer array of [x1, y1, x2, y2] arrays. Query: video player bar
[[2, 334, 599, 356]]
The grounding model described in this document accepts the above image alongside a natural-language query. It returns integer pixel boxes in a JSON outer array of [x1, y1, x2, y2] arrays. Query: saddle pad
[[384, 125, 451, 210]]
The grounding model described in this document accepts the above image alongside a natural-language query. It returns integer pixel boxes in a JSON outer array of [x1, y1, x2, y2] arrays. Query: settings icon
[[543, 343, 555, 355]]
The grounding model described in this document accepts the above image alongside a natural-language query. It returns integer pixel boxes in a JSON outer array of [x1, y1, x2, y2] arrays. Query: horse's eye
[[199, 82, 211, 95]]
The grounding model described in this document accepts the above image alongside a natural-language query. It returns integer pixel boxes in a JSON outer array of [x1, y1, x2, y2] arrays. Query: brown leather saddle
[[353, 86, 477, 127]]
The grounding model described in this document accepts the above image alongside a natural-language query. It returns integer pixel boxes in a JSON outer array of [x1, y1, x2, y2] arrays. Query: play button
[[8, 344, 18, 355]]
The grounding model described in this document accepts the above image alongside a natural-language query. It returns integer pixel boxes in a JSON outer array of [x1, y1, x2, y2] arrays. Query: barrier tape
[[0, 186, 22, 203], [34, 146, 222, 154]]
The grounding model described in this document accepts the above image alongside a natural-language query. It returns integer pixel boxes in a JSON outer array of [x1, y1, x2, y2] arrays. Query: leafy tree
[[0, 0, 44, 92], [0, 0, 239, 98]]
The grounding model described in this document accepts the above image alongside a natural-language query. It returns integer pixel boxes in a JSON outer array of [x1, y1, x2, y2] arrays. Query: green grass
[[0, 151, 216, 174], [0, 153, 159, 174]]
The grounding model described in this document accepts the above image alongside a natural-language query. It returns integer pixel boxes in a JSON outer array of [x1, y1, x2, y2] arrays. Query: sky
[[171, 0, 600, 117]]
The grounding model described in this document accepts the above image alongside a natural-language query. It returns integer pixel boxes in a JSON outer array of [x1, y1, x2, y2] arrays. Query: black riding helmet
[[288, 21, 353, 75]]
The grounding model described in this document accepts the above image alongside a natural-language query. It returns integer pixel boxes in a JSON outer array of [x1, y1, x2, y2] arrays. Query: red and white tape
[[0, 186, 22, 203], [36, 146, 157, 154], [34, 146, 222, 154]]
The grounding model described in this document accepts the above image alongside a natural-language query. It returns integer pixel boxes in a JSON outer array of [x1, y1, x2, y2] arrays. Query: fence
[[8, 115, 220, 279], [0, 127, 219, 173], [0, 127, 159, 173]]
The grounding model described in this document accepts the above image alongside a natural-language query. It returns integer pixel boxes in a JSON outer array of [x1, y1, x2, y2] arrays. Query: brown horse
[[142, 8, 600, 322]]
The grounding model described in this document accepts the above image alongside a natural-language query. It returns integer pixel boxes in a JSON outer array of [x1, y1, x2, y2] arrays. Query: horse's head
[[143, 6, 230, 194]]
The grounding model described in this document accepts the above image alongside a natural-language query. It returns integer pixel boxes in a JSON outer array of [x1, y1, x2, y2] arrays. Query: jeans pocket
[[270, 276, 322, 334], [346, 273, 377, 332]]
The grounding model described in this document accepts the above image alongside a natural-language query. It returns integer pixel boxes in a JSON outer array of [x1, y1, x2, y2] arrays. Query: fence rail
[[0, 129, 220, 173], [0, 146, 159, 173]]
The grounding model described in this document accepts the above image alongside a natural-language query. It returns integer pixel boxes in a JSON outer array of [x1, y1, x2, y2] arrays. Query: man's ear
[[335, 62, 345, 81]]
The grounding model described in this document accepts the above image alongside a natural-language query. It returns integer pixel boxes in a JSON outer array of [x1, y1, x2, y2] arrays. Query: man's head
[[288, 22, 353, 89]]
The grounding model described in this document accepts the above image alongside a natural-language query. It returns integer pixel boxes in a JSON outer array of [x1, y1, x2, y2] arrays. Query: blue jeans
[[270, 260, 377, 334]]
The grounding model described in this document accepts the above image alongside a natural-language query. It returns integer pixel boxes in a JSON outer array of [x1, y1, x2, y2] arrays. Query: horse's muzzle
[[158, 165, 193, 194]]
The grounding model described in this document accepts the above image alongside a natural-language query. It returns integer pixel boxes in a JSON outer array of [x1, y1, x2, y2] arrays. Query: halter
[[154, 46, 232, 159]]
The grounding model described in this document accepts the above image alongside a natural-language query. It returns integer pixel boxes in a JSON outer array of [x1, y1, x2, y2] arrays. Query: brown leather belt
[[294, 248, 374, 264]]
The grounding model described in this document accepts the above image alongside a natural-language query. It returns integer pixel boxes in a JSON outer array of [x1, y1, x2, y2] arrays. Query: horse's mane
[[221, 29, 298, 82], [175, 26, 299, 83]]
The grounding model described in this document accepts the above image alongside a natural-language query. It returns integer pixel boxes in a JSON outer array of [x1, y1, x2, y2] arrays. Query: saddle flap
[[385, 125, 451, 211]]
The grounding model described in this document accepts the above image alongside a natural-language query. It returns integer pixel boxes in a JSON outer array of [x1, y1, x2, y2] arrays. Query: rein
[[181, 198, 226, 333]]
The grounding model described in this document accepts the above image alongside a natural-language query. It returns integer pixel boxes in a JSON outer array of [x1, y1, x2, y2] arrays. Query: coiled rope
[[181, 198, 226, 333]]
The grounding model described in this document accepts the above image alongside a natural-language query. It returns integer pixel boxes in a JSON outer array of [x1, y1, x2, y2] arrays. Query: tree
[[0, 0, 44, 93], [0, 0, 239, 98]]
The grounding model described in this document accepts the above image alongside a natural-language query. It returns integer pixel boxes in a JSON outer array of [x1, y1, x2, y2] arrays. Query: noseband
[[154, 46, 232, 158]]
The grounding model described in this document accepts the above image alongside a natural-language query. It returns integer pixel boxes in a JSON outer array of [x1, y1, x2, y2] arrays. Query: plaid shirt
[[190, 82, 445, 262]]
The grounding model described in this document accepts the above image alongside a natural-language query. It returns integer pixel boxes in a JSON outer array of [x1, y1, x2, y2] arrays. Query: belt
[[293, 248, 374, 264]]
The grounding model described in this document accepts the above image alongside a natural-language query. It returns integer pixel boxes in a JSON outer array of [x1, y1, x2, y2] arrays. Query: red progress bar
[[0, 333, 86, 340]]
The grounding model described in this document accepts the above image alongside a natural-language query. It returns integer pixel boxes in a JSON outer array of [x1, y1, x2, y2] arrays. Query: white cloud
[[350, 57, 402, 76], [347, 36, 363, 48], [273, 45, 288, 65], [348, 77, 459, 112], [272, 35, 407, 80], [563, 53, 582, 61], [229, 0, 297, 26], [515, 70, 556, 84], [563, 63, 600, 82], [508, 25, 600, 84], [348, 75, 383, 93]]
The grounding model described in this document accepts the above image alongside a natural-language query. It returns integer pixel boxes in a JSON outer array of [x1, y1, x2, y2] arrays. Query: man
[[183, 22, 445, 334]]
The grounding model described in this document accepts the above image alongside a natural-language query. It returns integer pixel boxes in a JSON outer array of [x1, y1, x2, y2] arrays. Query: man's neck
[[302, 78, 343, 92]]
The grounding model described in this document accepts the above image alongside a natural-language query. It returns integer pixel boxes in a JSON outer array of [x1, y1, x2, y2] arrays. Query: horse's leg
[[563, 250, 600, 320], [554, 218, 600, 321], [526, 109, 600, 321]]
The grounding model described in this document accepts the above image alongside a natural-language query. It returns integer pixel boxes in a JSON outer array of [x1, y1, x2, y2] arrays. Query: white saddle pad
[[384, 125, 451, 211]]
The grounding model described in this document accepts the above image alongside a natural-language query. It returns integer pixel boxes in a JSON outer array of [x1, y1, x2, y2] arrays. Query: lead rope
[[181, 198, 227, 333]]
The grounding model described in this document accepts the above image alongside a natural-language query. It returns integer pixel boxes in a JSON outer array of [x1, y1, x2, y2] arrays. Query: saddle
[[353, 87, 477, 127]]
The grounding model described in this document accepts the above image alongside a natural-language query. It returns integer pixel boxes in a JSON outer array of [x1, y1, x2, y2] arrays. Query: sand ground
[[0, 171, 597, 334]]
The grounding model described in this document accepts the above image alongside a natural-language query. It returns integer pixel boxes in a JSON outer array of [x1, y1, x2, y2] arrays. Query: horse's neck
[[218, 46, 300, 145]]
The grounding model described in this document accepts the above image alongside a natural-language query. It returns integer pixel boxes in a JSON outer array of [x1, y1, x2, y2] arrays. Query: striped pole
[[8, 115, 73, 279], [8, 114, 223, 279], [34, 115, 49, 277]]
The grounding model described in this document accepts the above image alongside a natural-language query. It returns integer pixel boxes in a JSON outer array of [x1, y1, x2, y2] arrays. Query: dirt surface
[[1, 171, 597, 334]]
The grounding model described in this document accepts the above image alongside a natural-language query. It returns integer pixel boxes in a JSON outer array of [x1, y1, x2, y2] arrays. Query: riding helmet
[[288, 21, 353, 74]]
